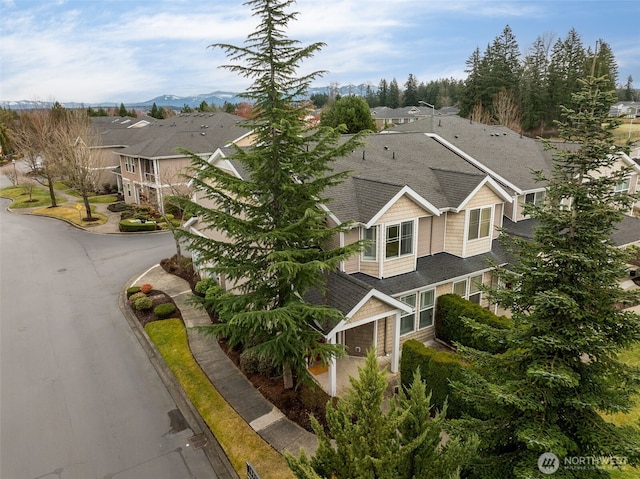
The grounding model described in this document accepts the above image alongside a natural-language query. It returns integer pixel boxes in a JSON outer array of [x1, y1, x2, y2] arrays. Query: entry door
[[344, 322, 375, 357]]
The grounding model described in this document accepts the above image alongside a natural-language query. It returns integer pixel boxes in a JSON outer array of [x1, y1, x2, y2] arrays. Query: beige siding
[[378, 195, 426, 223], [382, 255, 415, 278], [444, 211, 465, 256], [347, 297, 394, 324], [400, 327, 436, 345], [465, 235, 492, 256], [417, 216, 433, 257], [343, 228, 360, 273], [430, 215, 446, 254], [360, 261, 379, 276], [375, 316, 395, 355], [504, 198, 516, 221], [466, 185, 502, 208]]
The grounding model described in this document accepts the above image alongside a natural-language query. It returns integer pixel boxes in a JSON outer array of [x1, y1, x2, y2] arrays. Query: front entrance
[[343, 322, 375, 357]]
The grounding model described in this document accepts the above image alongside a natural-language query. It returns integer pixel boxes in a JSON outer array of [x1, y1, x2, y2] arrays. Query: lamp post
[[11, 159, 17, 186], [418, 101, 435, 132]]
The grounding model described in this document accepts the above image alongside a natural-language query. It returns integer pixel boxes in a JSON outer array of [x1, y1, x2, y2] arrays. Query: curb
[[119, 276, 239, 479]]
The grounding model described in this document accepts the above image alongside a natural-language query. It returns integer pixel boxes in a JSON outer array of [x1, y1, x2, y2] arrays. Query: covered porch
[[310, 354, 397, 397]]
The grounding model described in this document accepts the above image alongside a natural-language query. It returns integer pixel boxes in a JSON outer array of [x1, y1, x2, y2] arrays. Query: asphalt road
[[0, 199, 218, 479]]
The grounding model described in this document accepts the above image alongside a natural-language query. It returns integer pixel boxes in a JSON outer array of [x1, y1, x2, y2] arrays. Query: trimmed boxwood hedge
[[126, 286, 141, 298], [435, 294, 512, 353], [119, 219, 158, 232], [154, 303, 177, 319], [400, 339, 471, 418]]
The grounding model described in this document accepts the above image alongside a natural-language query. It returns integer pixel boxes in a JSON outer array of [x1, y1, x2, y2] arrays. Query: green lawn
[[0, 185, 65, 208], [145, 319, 294, 479]]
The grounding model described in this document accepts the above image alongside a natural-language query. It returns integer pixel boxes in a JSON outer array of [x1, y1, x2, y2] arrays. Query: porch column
[[391, 312, 401, 373], [328, 333, 337, 397]]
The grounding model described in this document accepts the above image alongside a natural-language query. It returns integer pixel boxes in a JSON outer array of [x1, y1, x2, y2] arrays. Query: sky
[[1, 0, 639, 105]]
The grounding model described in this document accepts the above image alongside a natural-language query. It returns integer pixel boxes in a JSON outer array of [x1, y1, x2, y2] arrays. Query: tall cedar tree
[[286, 351, 478, 479], [454, 73, 640, 478], [177, 0, 366, 389]]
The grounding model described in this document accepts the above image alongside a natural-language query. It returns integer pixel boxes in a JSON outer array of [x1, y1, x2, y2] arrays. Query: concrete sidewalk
[[122, 264, 318, 477]]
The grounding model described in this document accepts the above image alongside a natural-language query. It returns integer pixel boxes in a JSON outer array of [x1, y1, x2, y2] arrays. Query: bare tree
[[54, 110, 106, 221], [492, 88, 522, 133], [470, 102, 493, 125], [1, 163, 18, 186], [13, 109, 62, 207], [157, 163, 194, 260]]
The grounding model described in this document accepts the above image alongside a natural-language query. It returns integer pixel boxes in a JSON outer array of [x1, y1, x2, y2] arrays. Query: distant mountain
[[0, 84, 372, 110]]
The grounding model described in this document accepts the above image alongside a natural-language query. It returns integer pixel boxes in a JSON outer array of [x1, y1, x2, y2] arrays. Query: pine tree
[[387, 78, 401, 108], [455, 73, 640, 478], [402, 73, 419, 107], [286, 351, 478, 479], [118, 102, 128, 117], [176, 0, 366, 389], [377, 78, 388, 107]]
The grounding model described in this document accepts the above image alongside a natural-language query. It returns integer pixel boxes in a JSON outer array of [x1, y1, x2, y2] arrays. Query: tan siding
[[493, 203, 503, 238], [400, 327, 436, 345], [378, 195, 426, 223], [466, 235, 492, 256], [347, 297, 394, 324], [343, 228, 360, 273], [444, 211, 465, 256], [417, 216, 433, 257], [431, 215, 446, 254], [382, 255, 415, 277], [466, 186, 502, 208], [375, 316, 394, 355], [504, 198, 516, 221], [360, 261, 379, 276]]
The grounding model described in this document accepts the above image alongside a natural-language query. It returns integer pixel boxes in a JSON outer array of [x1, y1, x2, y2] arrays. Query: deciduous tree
[[319, 95, 375, 133]]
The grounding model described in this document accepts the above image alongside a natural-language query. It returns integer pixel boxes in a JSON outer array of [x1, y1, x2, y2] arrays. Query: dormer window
[[385, 221, 413, 259], [614, 177, 630, 195], [525, 191, 545, 205], [467, 207, 491, 241]]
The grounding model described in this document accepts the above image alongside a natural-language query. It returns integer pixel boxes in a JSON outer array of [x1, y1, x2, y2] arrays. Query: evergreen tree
[[286, 351, 478, 479], [149, 102, 161, 119], [587, 40, 618, 93], [459, 47, 482, 118], [402, 73, 419, 107], [177, 0, 366, 389], [309, 93, 329, 108], [181, 103, 194, 113], [118, 102, 128, 117], [547, 28, 587, 125], [388, 78, 401, 108], [520, 35, 552, 132], [620, 75, 635, 102], [364, 84, 378, 107], [377, 78, 388, 107], [455, 74, 640, 478], [319, 95, 376, 133]]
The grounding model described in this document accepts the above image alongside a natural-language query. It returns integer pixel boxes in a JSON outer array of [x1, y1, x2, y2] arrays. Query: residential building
[[187, 118, 640, 396]]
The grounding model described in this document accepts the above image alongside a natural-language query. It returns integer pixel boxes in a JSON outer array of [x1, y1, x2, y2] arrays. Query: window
[[362, 226, 377, 261], [525, 191, 545, 205], [453, 274, 483, 304], [418, 290, 435, 328], [386, 221, 413, 259], [468, 207, 491, 240], [399, 294, 416, 335], [124, 157, 136, 174], [614, 178, 630, 195], [125, 182, 132, 197]]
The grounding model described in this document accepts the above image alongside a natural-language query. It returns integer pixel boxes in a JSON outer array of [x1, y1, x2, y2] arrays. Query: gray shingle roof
[[391, 116, 554, 192], [352, 241, 511, 297], [327, 132, 488, 223]]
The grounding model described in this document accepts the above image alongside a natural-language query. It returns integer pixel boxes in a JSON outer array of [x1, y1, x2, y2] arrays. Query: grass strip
[[32, 205, 107, 226], [145, 319, 294, 479], [88, 194, 119, 203]]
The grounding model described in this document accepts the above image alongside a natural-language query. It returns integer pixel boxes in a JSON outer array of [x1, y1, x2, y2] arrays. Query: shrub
[[435, 294, 512, 353], [140, 283, 153, 294], [239, 349, 281, 378], [129, 291, 146, 302], [108, 202, 133, 213], [126, 286, 141, 298], [400, 339, 472, 418], [154, 303, 177, 319], [132, 295, 153, 311], [119, 219, 158, 232]]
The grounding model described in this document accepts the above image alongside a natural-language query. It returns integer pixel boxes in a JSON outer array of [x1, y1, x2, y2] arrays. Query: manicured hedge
[[400, 339, 471, 418], [126, 286, 141, 298], [119, 219, 158, 232], [435, 294, 512, 353], [154, 303, 177, 319]]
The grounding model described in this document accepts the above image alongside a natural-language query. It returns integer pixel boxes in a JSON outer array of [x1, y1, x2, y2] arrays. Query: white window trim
[[385, 220, 414, 260], [467, 206, 492, 241], [399, 288, 436, 336], [453, 274, 483, 304]]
